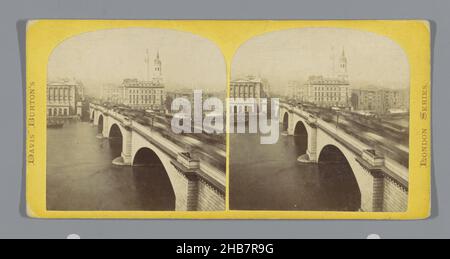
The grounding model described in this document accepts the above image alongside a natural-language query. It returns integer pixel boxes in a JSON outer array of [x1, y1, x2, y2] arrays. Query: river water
[[47, 121, 175, 211], [47, 121, 360, 212], [230, 126, 361, 211]]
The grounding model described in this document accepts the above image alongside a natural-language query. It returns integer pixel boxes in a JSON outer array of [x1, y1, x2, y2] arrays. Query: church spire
[[153, 50, 163, 83], [337, 47, 348, 82]]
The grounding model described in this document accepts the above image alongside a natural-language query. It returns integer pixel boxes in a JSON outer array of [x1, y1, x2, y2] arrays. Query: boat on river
[[47, 118, 65, 128]]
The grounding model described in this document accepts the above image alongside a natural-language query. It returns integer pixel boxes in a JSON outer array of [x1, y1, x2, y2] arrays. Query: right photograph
[[229, 28, 410, 212]]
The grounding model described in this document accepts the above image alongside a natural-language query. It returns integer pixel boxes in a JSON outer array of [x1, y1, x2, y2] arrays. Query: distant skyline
[[48, 28, 226, 97], [232, 28, 410, 95]]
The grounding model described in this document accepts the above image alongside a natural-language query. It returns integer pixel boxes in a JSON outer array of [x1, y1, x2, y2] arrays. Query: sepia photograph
[[230, 28, 410, 212], [46, 28, 226, 211]]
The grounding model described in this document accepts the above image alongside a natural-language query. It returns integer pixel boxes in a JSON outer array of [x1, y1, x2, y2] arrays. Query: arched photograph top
[[46, 28, 227, 212], [230, 28, 410, 212]]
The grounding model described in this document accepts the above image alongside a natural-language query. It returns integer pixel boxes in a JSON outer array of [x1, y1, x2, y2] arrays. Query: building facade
[[230, 76, 270, 113], [101, 84, 124, 104], [101, 51, 166, 111], [303, 76, 351, 108], [168, 89, 225, 116], [47, 79, 84, 117], [290, 49, 351, 109], [351, 87, 409, 114], [288, 81, 307, 103], [122, 79, 165, 111]]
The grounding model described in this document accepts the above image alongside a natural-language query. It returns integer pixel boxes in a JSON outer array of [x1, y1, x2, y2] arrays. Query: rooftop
[[231, 76, 263, 84], [47, 79, 80, 87], [122, 78, 164, 88], [352, 86, 408, 93], [306, 75, 349, 85]]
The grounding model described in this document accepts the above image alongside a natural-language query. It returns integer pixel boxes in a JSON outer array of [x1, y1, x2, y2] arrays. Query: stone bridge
[[89, 103, 225, 211], [280, 103, 409, 212]]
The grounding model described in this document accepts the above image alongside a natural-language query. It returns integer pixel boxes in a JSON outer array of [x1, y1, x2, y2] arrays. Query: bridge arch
[[108, 123, 123, 139], [318, 144, 362, 211], [293, 120, 308, 155], [132, 147, 176, 210], [108, 123, 123, 158]]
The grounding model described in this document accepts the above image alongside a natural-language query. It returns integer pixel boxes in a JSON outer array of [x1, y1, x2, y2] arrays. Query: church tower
[[153, 50, 163, 84], [337, 48, 348, 82]]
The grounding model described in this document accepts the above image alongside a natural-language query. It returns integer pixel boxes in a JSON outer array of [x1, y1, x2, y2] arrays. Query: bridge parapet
[[108, 110, 129, 123], [170, 152, 225, 211], [131, 121, 184, 157], [281, 102, 409, 212], [361, 149, 385, 167], [90, 103, 226, 211], [91, 103, 223, 177], [177, 152, 200, 170], [132, 120, 226, 193], [282, 103, 408, 179]]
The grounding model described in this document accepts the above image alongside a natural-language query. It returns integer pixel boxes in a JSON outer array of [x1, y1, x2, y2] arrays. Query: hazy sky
[[232, 28, 410, 94], [48, 28, 226, 96]]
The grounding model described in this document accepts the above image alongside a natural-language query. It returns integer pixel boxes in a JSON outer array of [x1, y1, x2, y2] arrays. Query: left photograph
[[46, 28, 227, 211]]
